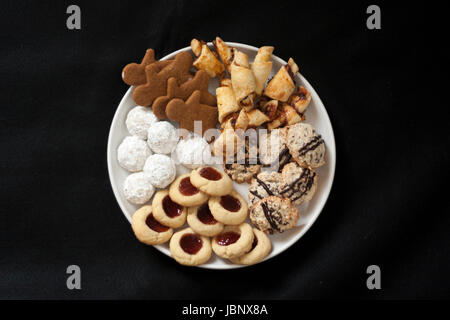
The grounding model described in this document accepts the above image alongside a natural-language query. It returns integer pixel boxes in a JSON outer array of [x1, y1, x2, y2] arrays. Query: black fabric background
[[0, 1, 448, 299]]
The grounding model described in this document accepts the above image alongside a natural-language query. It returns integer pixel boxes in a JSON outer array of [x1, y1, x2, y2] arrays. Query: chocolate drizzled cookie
[[248, 171, 282, 205], [287, 123, 325, 168], [249, 196, 299, 234], [280, 162, 318, 205]]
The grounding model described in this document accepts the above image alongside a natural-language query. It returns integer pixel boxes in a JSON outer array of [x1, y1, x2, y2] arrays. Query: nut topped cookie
[[279, 162, 318, 206], [249, 196, 299, 234], [287, 123, 325, 168], [190, 166, 233, 196], [170, 227, 212, 266], [248, 171, 282, 205]]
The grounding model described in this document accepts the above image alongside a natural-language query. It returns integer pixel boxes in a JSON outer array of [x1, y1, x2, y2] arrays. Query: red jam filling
[[179, 177, 199, 196], [180, 233, 203, 254], [162, 195, 183, 218], [145, 214, 169, 233], [199, 167, 222, 181], [220, 195, 241, 212], [216, 232, 240, 246], [197, 204, 217, 225]]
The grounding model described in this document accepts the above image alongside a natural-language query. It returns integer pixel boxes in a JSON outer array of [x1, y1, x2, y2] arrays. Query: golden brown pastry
[[213, 37, 234, 73], [216, 81, 240, 123], [266, 103, 302, 130], [235, 109, 249, 130], [231, 50, 256, 109], [288, 86, 311, 115], [263, 58, 299, 102], [247, 109, 270, 128], [250, 46, 274, 95], [191, 39, 225, 78]]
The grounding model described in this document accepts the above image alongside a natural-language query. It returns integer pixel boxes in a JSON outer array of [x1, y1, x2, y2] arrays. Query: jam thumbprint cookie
[[249, 196, 299, 234], [131, 205, 173, 245], [187, 204, 224, 237], [190, 166, 233, 196], [152, 190, 187, 228], [169, 173, 209, 207], [212, 223, 254, 259], [230, 228, 272, 265], [208, 190, 248, 225], [170, 228, 212, 266]]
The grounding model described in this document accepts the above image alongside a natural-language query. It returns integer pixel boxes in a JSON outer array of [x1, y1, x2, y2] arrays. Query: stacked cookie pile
[[131, 166, 272, 266], [249, 122, 326, 233], [123, 49, 218, 135]]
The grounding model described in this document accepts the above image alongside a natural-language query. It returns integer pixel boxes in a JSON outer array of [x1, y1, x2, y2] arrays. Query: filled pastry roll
[[288, 85, 311, 115], [250, 46, 274, 95], [231, 50, 257, 109], [263, 58, 299, 102], [191, 39, 225, 78], [266, 103, 301, 130], [260, 99, 279, 121], [246, 109, 270, 128], [213, 37, 234, 73], [216, 82, 240, 123], [235, 109, 249, 130], [282, 103, 302, 125]]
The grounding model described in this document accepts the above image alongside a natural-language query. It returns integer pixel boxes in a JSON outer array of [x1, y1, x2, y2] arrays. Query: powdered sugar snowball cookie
[[147, 121, 179, 154], [174, 135, 213, 169], [143, 154, 176, 188], [126, 106, 158, 140], [123, 172, 155, 204], [117, 136, 152, 172]]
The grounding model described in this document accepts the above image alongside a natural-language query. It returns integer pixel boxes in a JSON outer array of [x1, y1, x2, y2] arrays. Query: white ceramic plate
[[107, 42, 336, 269]]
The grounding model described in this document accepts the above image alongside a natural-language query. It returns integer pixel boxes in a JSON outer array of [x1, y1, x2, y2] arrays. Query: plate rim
[[107, 42, 336, 270]]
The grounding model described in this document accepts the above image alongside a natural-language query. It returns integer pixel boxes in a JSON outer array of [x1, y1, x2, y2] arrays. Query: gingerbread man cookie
[[133, 51, 193, 107], [152, 70, 216, 119], [122, 49, 173, 86], [166, 90, 218, 135]]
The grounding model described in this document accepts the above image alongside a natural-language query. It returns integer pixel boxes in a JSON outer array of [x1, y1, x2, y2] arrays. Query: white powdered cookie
[[117, 136, 152, 172], [126, 106, 158, 140], [147, 121, 179, 154], [143, 154, 176, 188], [123, 172, 155, 204]]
